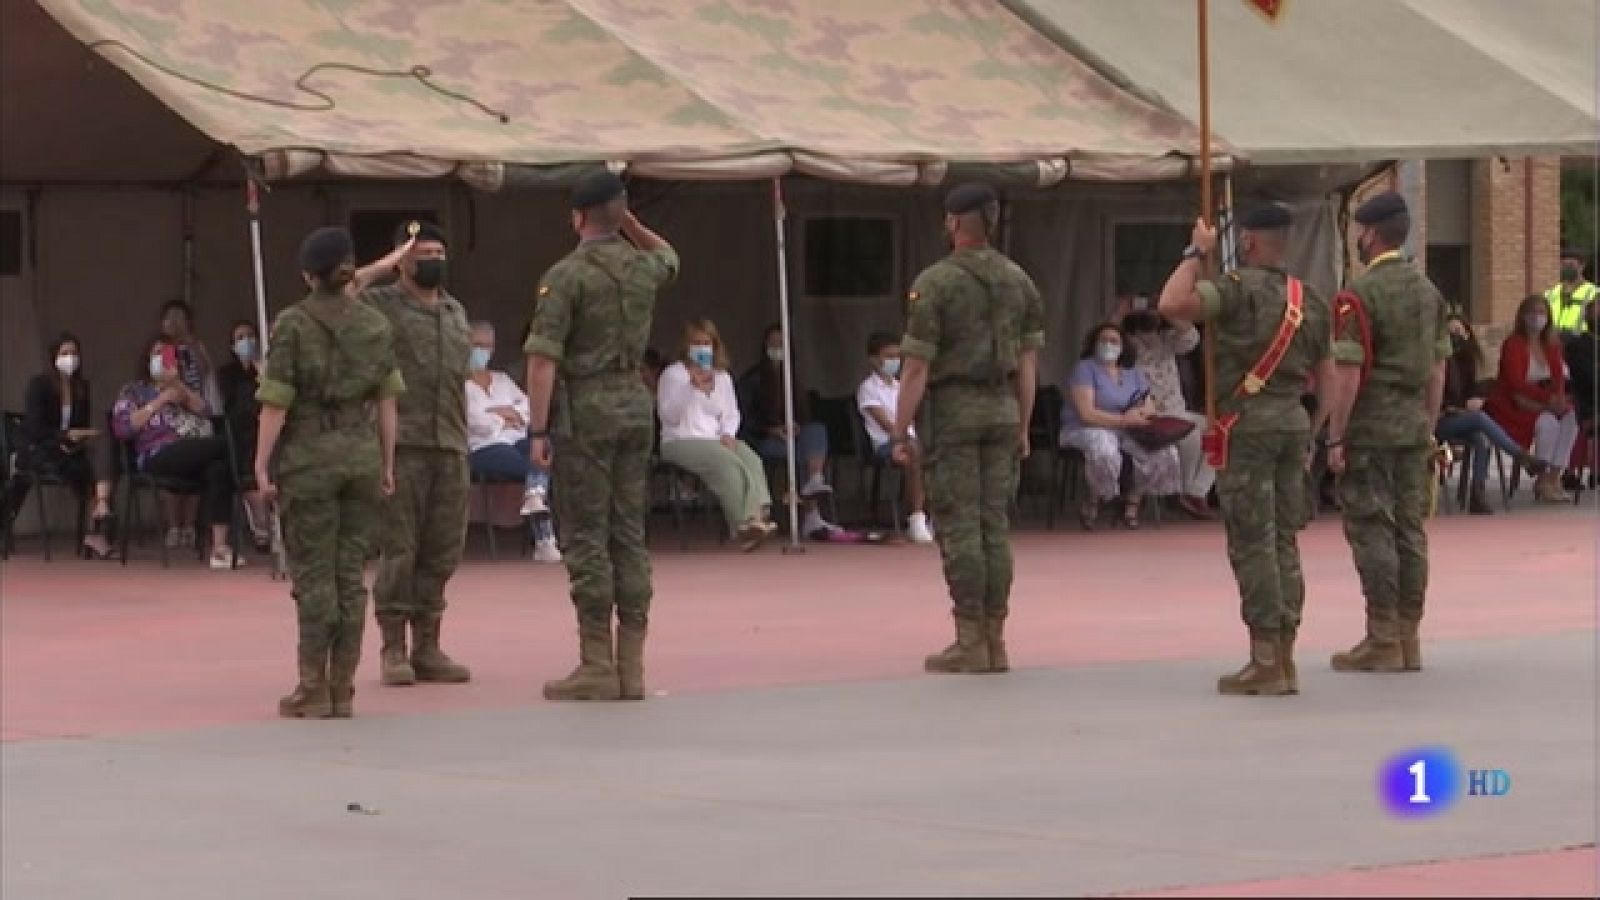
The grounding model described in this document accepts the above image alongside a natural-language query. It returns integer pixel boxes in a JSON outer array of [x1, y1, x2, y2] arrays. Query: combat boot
[[328, 623, 363, 718], [1330, 618, 1405, 672], [278, 646, 334, 719], [378, 617, 415, 686], [616, 625, 647, 701], [924, 616, 992, 673], [1279, 626, 1299, 694], [410, 614, 471, 683], [983, 615, 1010, 673], [1217, 631, 1290, 696], [544, 625, 622, 702], [1398, 620, 1423, 672]]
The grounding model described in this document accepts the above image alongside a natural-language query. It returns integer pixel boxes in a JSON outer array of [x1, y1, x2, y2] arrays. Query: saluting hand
[[1191, 218, 1218, 256]]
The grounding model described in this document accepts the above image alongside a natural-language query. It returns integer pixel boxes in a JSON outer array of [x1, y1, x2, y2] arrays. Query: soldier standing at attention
[[255, 227, 406, 718], [524, 172, 678, 702], [366, 222, 475, 686], [890, 183, 1043, 675], [1323, 192, 1450, 674], [1158, 206, 1335, 696]]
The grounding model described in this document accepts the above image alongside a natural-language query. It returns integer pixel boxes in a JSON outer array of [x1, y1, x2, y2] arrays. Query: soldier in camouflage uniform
[[254, 227, 406, 719], [524, 172, 678, 702], [1324, 192, 1451, 674], [365, 222, 475, 686], [891, 183, 1043, 675], [1158, 206, 1335, 696]]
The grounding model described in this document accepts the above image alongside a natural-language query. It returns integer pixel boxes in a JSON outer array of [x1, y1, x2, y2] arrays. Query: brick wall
[[1471, 156, 1562, 361]]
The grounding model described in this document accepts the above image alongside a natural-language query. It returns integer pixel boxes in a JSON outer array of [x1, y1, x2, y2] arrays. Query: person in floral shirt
[[112, 335, 242, 568]]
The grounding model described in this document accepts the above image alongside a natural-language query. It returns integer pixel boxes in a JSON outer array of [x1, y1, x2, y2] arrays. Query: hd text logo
[[1378, 747, 1511, 817]]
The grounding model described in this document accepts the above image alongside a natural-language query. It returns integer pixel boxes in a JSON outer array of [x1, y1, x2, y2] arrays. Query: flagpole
[[1197, 0, 1217, 425]]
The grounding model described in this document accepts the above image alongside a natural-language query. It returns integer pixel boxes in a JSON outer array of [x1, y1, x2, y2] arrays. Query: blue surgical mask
[[689, 344, 715, 369], [233, 337, 258, 361], [469, 346, 492, 371], [148, 355, 165, 380], [766, 346, 784, 364], [882, 357, 902, 378], [1097, 342, 1122, 364]]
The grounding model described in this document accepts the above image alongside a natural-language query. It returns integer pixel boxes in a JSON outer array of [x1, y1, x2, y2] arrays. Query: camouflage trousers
[[926, 418, 1020, 621], [554, 421, 653, 631], [1340, 444, 1432, 629], [373, 447, 468, 624], [279, 449, 382, 664], [1215, 430, 1309, 633]]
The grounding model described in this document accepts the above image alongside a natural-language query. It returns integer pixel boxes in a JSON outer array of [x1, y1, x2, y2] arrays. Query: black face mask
[[412, 258, 447, 289], [322, 265, 354, 291]]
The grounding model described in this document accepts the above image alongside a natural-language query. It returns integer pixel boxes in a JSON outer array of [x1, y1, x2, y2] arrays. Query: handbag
[[1126, 415, 1196, 451]]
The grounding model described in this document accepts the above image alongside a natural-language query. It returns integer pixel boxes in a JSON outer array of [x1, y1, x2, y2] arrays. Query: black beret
[[572, 171, 626, 210], [1237, 203, 1291, 231], [298, 227, 353, 275], [944, 182, 998, 215], [1353, 191, 1407, 225], [393, 219, 447, 248]]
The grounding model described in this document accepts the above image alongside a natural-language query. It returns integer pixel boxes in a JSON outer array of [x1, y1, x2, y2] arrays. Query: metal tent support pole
[[245, 179, 271, 353], [772, 178, 803, 553]]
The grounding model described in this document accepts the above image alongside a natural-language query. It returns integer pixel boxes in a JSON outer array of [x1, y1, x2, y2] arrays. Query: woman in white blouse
[[465, 321, 560, 562], [657, 319, 775, 549]]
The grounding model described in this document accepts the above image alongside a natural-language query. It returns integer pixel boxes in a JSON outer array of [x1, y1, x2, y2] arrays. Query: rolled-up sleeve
[[525, 270, 573, 362], [901, 274, 942, 361]]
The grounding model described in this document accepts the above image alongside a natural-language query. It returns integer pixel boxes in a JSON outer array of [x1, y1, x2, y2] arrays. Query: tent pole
[[773, 178, 803, 552], [182, 187, 195, 307], [245, 179, 271, 353]]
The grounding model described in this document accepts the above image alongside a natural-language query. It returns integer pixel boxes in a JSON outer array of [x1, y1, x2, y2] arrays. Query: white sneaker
[[802, 509, 832, 538], [519, 487, 548, 517], [907, 513, 935, 544], [533, 537, 562, 563], [208, 548, 244, 570], [800, 473, 833, 497]]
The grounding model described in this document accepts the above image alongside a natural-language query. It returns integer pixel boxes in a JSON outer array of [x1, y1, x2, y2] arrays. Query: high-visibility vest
[[1545, 281, 1597, 332]]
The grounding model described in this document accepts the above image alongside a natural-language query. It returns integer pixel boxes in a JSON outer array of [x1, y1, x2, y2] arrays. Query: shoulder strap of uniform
[[1236, 276, 1305, 397], [1333, 286, 1374, 388]]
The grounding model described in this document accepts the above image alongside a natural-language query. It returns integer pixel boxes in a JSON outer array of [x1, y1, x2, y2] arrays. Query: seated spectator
[[111, 335, 242, 568], [18, 332, 115, 558], [1486, 295, 1579, 502], [1120, 295, 1214, 519], [1435, 314, 1546, 513], [1058, 322, 1180, 530], [855, 332, 934, 543], [465, 321, 560, 562], [738, 324, 836, 533], [658, 319, 775, 549], [217, 319, 270, 549]]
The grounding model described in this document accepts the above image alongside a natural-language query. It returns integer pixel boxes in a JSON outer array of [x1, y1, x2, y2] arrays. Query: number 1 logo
[[1380, 748, 1460, 817]]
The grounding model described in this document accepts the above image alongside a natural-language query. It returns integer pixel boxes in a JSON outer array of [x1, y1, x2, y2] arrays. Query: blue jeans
[[1435, 409, 1522, 483], [756, 421, 829, 471], [469, 439, 554, 541]]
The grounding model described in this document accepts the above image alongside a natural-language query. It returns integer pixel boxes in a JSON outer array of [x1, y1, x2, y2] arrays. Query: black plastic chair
[[469, 469, 535, 561], [851, 408, 902, 534], [651, 457, 728, 550], [1045, 389, 1162, 530], [2, 411, 88, 561]]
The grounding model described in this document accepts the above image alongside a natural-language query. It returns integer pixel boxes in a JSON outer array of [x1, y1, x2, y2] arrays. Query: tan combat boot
[[924, 616, 992, 673], [278, 647, 334, 719], [378, 617, 415, 686], [544, 625, 623, 702], [1279, 626, 1299, 695], [984, 615, 1010, 673], [327, 624, 363, 718], [1330, 618, 1405, 672], [410, 614, 471, 683], [1217, 631, 1291, 696], [616, 625, 647, 701], [1398, 620, 1423, 672]]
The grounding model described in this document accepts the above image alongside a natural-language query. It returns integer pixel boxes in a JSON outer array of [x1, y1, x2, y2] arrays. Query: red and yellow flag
[[1244, 0, 1287, 24]]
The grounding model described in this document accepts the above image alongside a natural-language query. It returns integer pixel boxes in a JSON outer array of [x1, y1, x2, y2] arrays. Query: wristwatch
[[1182, 245, 1207, 261]]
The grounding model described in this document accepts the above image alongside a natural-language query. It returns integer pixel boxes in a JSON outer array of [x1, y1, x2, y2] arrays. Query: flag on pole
[[1244, 0, 1287, 24]]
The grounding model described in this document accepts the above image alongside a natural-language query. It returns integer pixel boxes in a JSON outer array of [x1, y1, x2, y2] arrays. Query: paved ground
[[2, 501, 1596, 898]]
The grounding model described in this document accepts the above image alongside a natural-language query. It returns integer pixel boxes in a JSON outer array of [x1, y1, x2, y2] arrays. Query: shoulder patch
[[907, 289, 920, 303], [1228, 272, 1241, 282], [538, 284, 552, 297]]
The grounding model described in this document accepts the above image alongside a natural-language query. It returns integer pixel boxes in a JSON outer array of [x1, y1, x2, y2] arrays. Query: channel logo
[[1378, 747, 1511, 817]]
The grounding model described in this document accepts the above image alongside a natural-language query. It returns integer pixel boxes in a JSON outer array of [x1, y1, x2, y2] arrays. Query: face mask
[[412, 258, 447, 289], [469, 346, 492, 371], [148, 355, 165, 380], [766, 346, 784, 364], [55, 355, 79, 376], [325, 268, 354, 291], [233, 338, 258, 361], [1526, 314, 1549, 333], [882, 357, 902, 378], [1561, 265, 1581, 282], [689, 344, 715, 369], [1097, 342, 1122, 364]]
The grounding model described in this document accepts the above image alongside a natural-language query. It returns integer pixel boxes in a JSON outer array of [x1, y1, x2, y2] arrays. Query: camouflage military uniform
[[526, 236, 679, 701], [1332, 252, 1450, 672], [1196, 267, 1331, 695], [258, 288, 405, 717], [901, 245, 1044, 673], [364, 282, 474, 684]]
